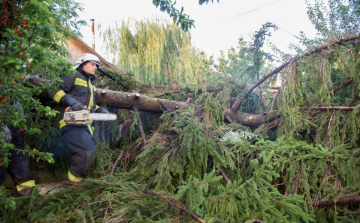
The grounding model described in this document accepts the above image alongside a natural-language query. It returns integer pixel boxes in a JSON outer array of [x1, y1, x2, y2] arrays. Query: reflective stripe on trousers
[[67, 171, 82, 182], [17, 180, 35, 192]]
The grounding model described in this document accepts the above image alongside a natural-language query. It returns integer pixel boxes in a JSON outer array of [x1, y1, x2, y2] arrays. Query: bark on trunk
[[25, 76, 268, 127], [97, 89, 191, 113], [224, 108, 266, 127]]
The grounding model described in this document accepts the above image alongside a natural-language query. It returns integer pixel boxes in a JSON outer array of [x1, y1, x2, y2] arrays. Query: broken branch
[[231, 35, 360, 112], [142, 189, 205, 223], [313, 195, 360, 207], [110, 150, 124, 175]]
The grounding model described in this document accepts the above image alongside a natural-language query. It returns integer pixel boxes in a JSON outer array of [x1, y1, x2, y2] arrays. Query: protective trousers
[[0, 126, 35, 194], [62, 126, 95, 182]]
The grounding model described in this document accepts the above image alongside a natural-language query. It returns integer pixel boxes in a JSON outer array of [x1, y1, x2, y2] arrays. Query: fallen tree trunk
[[25, 76, 268, 127], [97, 89, 191, 113], [24, 76, 359, 128], [224, 109, 266, 126]]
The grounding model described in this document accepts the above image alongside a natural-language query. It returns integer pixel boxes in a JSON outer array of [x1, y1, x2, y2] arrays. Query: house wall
[[64, 38, 90, 64]]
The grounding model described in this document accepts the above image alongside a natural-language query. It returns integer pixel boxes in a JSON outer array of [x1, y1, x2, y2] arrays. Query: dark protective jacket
[[49, 69, 106, 135]]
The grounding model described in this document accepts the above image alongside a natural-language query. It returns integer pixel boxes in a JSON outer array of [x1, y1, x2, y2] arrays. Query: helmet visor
[[89, 60, 100, 67]]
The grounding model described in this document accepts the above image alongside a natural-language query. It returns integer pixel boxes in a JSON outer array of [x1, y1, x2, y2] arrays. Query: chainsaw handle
[[65, 105, 87, 112], [65, 106, 72, 112]]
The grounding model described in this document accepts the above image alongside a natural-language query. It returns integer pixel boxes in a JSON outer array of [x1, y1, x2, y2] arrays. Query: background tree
[[306, 0, 360, 39], [272, 0, 360, 147], [101, 18, 210, 91]]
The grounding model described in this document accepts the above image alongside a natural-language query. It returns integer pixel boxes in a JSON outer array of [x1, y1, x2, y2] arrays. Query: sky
[[75, 0, 317, 62]]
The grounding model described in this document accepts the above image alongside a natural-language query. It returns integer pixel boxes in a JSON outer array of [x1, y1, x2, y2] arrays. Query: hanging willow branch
[[231, 35, 360, 112]]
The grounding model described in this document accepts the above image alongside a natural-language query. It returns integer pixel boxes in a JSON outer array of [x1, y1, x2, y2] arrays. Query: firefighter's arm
[[49, 75, 83, 111]]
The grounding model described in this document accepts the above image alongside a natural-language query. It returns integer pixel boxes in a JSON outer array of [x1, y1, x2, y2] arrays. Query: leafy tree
[[101, 18, 211, 91], [306, 0, 360, 39], [0, 0, 85, 165]]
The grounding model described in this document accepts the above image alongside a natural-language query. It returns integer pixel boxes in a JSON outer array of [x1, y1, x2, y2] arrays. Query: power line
[[193, 0, 286, 43], [210, 0, 284, 26]]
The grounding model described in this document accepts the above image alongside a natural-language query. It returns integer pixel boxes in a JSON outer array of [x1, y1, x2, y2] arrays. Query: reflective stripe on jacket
[[49, 70, 103, 134]]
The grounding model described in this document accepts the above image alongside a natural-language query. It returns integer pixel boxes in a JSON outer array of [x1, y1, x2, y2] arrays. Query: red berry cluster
[[0, 10, 7, 27], [13, 27, 23, 36], [19, 16, 29, 28], [0, 0, 30, 35]]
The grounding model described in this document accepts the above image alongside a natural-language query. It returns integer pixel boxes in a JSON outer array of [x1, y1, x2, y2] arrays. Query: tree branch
[[333, 78, 353, 92], [132, 106, 148, 145], [219, 168, 230, 183], [142, 189, 205, 223], [110, 150, 124, 175], [231, 35, 360, 112], [311, 106, 354, 111], [313, 195, 360, 207]]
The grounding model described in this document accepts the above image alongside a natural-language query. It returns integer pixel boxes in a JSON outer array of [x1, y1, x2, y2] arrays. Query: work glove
[[99, 108, 110, 114], [65, 98, 83, 111]]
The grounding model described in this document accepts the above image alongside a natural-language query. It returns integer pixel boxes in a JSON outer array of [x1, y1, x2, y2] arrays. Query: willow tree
[[101, 18, 210, 91]]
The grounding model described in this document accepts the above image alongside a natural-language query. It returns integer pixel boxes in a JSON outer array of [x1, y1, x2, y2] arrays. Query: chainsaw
[[63, 108, 117, 126]]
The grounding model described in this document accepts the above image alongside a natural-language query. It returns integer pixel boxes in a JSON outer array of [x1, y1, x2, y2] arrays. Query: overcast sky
[[75, 0, 317, 61]]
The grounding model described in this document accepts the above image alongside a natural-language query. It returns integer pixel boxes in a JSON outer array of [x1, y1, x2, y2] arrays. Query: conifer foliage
[[1, 0, 360, 222]]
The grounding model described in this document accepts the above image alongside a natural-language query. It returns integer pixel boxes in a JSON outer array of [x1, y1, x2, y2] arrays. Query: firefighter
[[49, 53, 109, 183], [0, 102, 36, 196]]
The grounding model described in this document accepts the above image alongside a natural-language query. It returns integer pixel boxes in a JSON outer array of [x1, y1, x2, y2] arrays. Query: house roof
[[65, 36, 125, 74]]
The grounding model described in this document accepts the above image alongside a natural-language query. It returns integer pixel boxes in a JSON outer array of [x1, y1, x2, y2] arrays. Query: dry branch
[[219, 168, 230, 183], [231, 35, 360, 112], [311, 106, 354, 111], [313, 195, 360, 207], [111, 150, 124, 174]]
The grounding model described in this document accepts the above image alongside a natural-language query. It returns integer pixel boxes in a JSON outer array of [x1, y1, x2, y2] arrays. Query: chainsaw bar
[[64, 110, 117, 126], [89, 113, 117, 121]]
